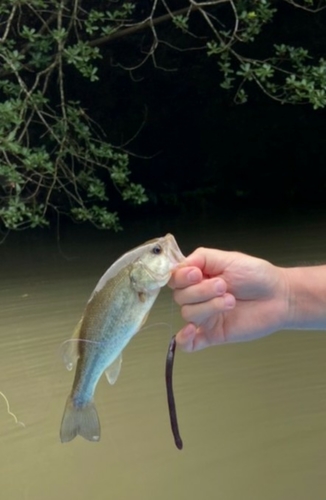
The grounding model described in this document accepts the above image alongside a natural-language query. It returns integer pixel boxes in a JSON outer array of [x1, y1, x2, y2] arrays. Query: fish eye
[[151, 244, 162, 255]]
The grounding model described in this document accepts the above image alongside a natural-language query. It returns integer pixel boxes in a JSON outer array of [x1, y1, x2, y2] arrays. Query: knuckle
[[195, 246, 207, 254]]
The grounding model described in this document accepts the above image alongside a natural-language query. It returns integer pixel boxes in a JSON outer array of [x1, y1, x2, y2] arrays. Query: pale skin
[[169, 247, 326, 352]]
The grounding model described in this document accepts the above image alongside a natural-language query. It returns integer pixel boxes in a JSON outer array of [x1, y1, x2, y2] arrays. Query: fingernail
[[187, 269, 200, 284], [224, 295, 236, 308]]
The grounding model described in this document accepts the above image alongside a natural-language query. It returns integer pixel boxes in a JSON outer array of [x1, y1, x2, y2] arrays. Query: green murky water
[[1, 210, 326, 500]]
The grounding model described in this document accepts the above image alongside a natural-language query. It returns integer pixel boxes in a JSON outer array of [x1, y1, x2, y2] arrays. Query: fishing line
[[59, 338, 108, 370], [138, 321, 171, 334], [59, 327, 171, 374], [0, 391, 25, 428]]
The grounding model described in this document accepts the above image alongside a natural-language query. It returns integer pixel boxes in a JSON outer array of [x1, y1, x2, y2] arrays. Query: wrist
[[282, 265, 326, 330]]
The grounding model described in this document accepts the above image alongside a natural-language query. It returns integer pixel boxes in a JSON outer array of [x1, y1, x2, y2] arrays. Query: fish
[[60, 233, 185, 443]]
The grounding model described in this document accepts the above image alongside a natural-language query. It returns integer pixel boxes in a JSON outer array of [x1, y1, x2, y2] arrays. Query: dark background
[[40, 3, 326, 223]]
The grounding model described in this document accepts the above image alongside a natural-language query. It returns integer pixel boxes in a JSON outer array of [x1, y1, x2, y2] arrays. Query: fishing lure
[[165, 335, 183, 450]]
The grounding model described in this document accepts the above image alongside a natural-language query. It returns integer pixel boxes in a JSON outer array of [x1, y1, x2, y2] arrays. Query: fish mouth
[[164, 234, 186, 267], [137, 234, 185, 283], [169, 248, 185, 267]]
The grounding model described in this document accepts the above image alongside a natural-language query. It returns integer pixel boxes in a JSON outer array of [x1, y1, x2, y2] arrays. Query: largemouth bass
[[60, 233, 184, 443]]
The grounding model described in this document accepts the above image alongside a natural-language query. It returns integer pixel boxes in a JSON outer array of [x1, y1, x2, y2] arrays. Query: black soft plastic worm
[[165, 335, 183, 450]]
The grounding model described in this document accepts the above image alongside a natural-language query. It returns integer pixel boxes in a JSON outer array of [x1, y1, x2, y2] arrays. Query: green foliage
[[204, 0, 326, 108], [172, 15, 189, 32], [0, 0, 144, 231], [237, 1, 277, 42], [0, 0, 326, 232], [64, 43, 101, 82]]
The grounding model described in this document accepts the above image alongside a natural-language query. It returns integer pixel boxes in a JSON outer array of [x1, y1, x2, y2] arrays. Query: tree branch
[[89, 1, 229, 48]]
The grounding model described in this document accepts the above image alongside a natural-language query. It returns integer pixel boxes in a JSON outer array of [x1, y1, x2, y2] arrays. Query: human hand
[[169, 248, 290, 351]]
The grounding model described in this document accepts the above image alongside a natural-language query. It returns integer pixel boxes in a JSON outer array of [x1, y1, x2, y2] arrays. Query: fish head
[[131, 234, 185, 291]]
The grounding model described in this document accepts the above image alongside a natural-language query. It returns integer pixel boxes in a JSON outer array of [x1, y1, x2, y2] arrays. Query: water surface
[[1, 210, 326, 500]]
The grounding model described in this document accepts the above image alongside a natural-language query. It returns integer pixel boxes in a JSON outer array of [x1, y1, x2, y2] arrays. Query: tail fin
[[60, 397, 100, 443]]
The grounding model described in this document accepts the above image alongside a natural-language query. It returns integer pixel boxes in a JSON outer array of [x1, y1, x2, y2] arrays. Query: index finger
[[185, 247, 235, 277], [168, 266, 202, 290]]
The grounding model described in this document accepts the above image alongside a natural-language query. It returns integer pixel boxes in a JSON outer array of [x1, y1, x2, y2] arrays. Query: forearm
[[283, 265, 326, 330]]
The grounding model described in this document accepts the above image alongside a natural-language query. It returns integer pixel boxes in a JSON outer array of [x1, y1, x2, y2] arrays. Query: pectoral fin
[[105, 353, 123, 385]]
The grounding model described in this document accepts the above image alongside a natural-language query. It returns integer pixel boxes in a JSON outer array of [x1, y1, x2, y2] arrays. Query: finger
[[176, 323, 226, 352], [185, 248, 236, 277], [191, 326, 224, 351], [176, 324, 218, 352], [175, 324, 197, 352], [168, 266, 202, 289], [181, 294, 236, 324], [173, 277, 227, 306]]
